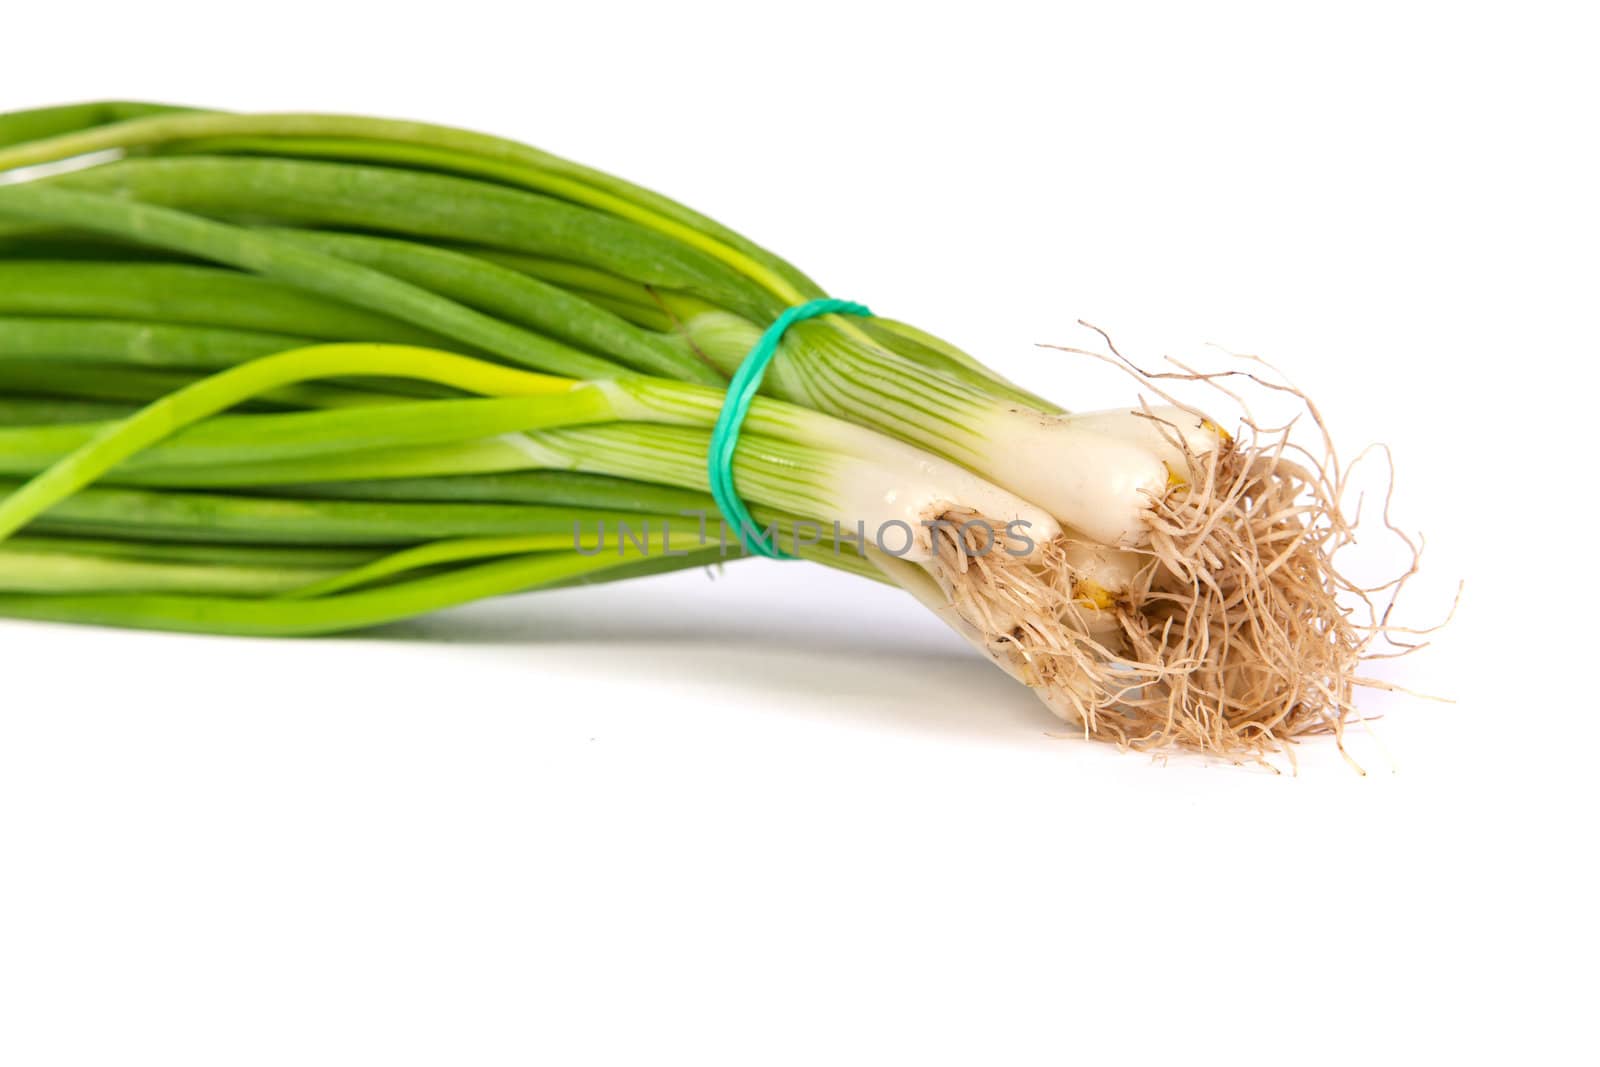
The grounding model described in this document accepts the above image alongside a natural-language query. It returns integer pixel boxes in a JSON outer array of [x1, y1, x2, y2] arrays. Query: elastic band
[[708, 297, 873, 559]]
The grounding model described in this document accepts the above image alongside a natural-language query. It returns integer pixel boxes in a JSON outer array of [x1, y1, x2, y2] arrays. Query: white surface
[[2, 2, 1594, 1063]]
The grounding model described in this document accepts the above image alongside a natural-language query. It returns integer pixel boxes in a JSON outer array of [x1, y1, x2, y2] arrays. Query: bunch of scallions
[[0, 101, 1410, 759]]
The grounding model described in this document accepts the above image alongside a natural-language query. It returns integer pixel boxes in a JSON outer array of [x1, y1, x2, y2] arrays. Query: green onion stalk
[[0, 102, 1405, 756]]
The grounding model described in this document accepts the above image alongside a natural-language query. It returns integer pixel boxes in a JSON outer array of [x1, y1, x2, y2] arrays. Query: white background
[[2, 2, 1594, 1063]]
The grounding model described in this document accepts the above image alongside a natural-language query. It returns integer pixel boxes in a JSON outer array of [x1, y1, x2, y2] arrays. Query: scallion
[[0, 101, 1419, 758]]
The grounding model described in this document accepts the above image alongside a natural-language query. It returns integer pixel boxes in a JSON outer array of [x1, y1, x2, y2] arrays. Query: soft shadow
[[350, 577, 1066, 747]]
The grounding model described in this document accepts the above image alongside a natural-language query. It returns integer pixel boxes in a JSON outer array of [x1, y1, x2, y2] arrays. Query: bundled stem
[[0, 100, 1426, 760]]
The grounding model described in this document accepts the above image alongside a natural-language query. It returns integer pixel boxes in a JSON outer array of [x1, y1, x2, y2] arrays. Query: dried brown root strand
[[923, 413, 1422, 764]]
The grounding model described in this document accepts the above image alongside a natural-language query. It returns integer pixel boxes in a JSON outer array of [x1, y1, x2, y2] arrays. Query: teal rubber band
[[708, 297, 873, 559]]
